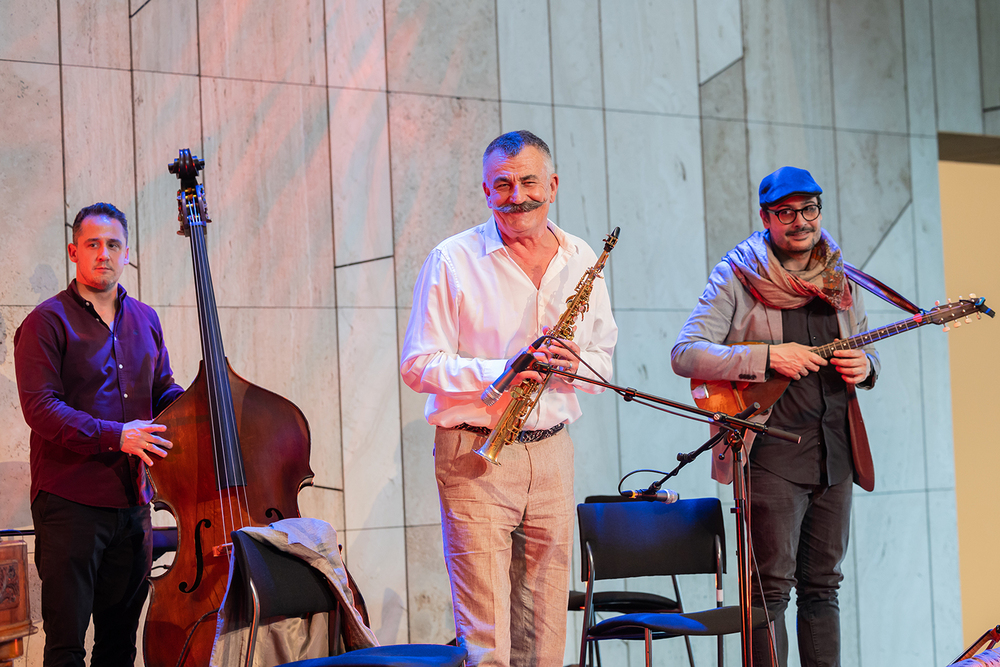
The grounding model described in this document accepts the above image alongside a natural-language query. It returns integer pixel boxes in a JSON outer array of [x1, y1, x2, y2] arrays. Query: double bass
[[143, 150, 314, 667]]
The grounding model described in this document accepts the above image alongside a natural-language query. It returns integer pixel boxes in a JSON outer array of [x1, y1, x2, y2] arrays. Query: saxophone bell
[[473, 428, 505, 466]]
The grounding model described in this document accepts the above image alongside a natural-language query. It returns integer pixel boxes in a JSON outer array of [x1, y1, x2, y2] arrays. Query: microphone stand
[[536, 363, 799, 667]]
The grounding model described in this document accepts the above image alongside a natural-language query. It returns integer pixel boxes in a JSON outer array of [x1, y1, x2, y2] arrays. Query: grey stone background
[[1, 1, 997, 665]]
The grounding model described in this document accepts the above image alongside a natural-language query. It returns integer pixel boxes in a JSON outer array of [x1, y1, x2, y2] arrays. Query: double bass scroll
[[142, 149, 314, 667]]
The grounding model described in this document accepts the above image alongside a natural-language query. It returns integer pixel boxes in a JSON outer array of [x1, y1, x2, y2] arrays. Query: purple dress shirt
[[14, 280, 185, 508]]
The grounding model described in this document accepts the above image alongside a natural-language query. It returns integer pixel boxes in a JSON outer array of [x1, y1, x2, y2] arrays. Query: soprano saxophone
[[474, 227, 620, 465]]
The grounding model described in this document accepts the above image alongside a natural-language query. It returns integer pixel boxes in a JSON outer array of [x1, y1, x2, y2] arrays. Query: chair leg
[[644, 629, 652, 667]]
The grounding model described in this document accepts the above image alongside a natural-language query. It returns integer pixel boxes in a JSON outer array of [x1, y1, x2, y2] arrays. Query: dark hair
[[483, 130, 554, 173], [72, 203, 128, 244]]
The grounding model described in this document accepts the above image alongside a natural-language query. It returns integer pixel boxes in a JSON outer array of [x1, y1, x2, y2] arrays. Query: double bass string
[[185, 195, 250, 542]]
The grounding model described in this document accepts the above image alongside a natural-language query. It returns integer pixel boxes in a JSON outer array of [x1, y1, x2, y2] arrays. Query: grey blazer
[[671, 259, 880, 485]]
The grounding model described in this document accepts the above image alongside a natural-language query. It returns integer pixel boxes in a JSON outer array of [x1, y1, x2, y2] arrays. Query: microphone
[[620, 488, 680, 503], [481, 336, 547, 406]]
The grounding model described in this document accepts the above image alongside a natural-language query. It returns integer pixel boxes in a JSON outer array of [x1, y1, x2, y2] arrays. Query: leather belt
[[453, 422, 565, 444]]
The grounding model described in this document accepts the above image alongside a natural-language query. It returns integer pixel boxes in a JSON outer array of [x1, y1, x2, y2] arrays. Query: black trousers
[[31, 491, 152, 667]]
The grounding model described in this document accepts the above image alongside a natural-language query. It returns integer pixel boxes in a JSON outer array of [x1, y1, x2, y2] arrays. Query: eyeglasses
[[767, 204, 821, 225]]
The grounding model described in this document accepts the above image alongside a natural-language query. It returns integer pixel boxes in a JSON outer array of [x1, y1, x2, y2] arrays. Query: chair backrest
[[231, 530, 339, 619], [578, 498, 726, 582]]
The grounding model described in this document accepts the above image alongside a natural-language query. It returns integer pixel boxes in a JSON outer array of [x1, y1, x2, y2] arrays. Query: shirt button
[[119, 364, 123, 369], [124, 393, 129, 398]]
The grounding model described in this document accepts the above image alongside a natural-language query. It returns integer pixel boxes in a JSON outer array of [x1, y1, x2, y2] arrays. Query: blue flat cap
[[758, 166, 822, 207]]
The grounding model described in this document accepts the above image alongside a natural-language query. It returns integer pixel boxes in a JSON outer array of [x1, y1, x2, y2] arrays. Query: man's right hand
[[120, 420, 173, 466], [768, 342, 827, 380]]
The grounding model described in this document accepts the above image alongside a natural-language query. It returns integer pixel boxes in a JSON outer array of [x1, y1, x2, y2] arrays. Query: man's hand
[[535, 333, 582, 379], [830, 348, 870, 385], [769, 342, 827, 380], [120, 420, 173, 466]]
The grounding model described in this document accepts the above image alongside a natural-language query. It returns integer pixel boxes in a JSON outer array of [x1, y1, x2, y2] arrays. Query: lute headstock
[[924, 295, 995, 331]]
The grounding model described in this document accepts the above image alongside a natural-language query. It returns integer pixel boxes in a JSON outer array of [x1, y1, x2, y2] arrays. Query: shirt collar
[[483, 214, 577, 255], [67, 279, 128, 310]]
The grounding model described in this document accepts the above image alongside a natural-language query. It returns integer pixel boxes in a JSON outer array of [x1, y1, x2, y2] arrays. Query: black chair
[[577, 498, 767, 667], [229, 530, 467, 667], [568, 496, 693, 667]]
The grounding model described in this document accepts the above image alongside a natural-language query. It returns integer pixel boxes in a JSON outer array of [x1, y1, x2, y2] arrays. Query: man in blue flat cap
[[671, 167, 880, 667]]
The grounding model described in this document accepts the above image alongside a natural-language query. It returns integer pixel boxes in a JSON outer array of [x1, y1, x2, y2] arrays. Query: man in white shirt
[[401, 130, 618, 667]]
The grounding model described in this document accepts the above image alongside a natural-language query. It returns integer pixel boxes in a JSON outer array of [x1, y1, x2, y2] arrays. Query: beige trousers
[[434, 427, 575, 667]]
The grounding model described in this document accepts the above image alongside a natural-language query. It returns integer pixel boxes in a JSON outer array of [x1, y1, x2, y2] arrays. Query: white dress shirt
[[400, 216, 618, 430]]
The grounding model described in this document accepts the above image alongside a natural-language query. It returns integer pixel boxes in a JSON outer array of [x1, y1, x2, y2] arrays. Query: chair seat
[[281, 644, 468, 667], [568, 589, 680, 613], [587, 605, 768, 640]]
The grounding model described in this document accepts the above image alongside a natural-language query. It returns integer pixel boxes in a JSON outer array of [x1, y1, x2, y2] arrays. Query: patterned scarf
[[724, 229, 852, 311]]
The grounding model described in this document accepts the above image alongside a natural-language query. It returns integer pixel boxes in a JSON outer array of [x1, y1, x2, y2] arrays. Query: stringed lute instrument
[[690, 296, 994, 416]]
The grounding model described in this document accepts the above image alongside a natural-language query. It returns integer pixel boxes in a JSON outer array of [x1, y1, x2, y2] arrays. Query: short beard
[[495, 199, 545, 214]]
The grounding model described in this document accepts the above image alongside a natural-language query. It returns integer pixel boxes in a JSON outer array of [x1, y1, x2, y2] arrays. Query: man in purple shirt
[[14, 203, 185, 667]]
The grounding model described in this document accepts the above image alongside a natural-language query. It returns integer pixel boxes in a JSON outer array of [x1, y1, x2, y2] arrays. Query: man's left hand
[[830, 348, 870, 385], [535, 331, 582, 377]]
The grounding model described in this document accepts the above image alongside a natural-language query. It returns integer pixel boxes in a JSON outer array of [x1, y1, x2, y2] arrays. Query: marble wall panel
[[500, 103, 555, 148], [829, 0, 907, 134], [397, 310, 440, 527], [932, 0, 984, 134], [0, 1, 58, 63], [200, 78, 334, 308], [343, 526, 409, 645], [155, 305, 201, 390], [326, 0, 387, 90], [572, 391, 622, 502], [330, 88, 393, 267], [549, 0, 603, 108], [917, 325, 956, 490], [909, 137, 945, 305], [131, 71, 203, 308], [986, 109, 1000, 136], [981, 0, 1000, 112], [62, 66, 137, 259], [852, 492, 935, 665], [614, 311, 720, 502], [213, 307, 342, 490], [130, 0, 198, 75], [745, 123, 838, 235], [857, 205, 917, 308], [702, 61, 753, 266], [927, 489, 964, 664], [384, 0, 498, 99], [695, 0, 743, 84], [550, 111, 606, 242], [388, 93, 500, 309], [0, 306, 34, 531], [119, 263, 139, 299], [856, 324, 926, 493], [497, 0, 552, 105], [339, 306, 403, 530], [298, 486, 346, 532], [605, 111, 706, 310], [60, 0, 130, 68], [405, 523, 453, 644], [599, 0, 699, 116], [835, 131, 912, 269], [551, 106, 609, 250], [702, 116, 753, 266], [0, 61, 65, 306], [903, 0, 938, 136], [199, 0, 326, 84], [742, 0, 833, 128], [336, 257, 395, 308]]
